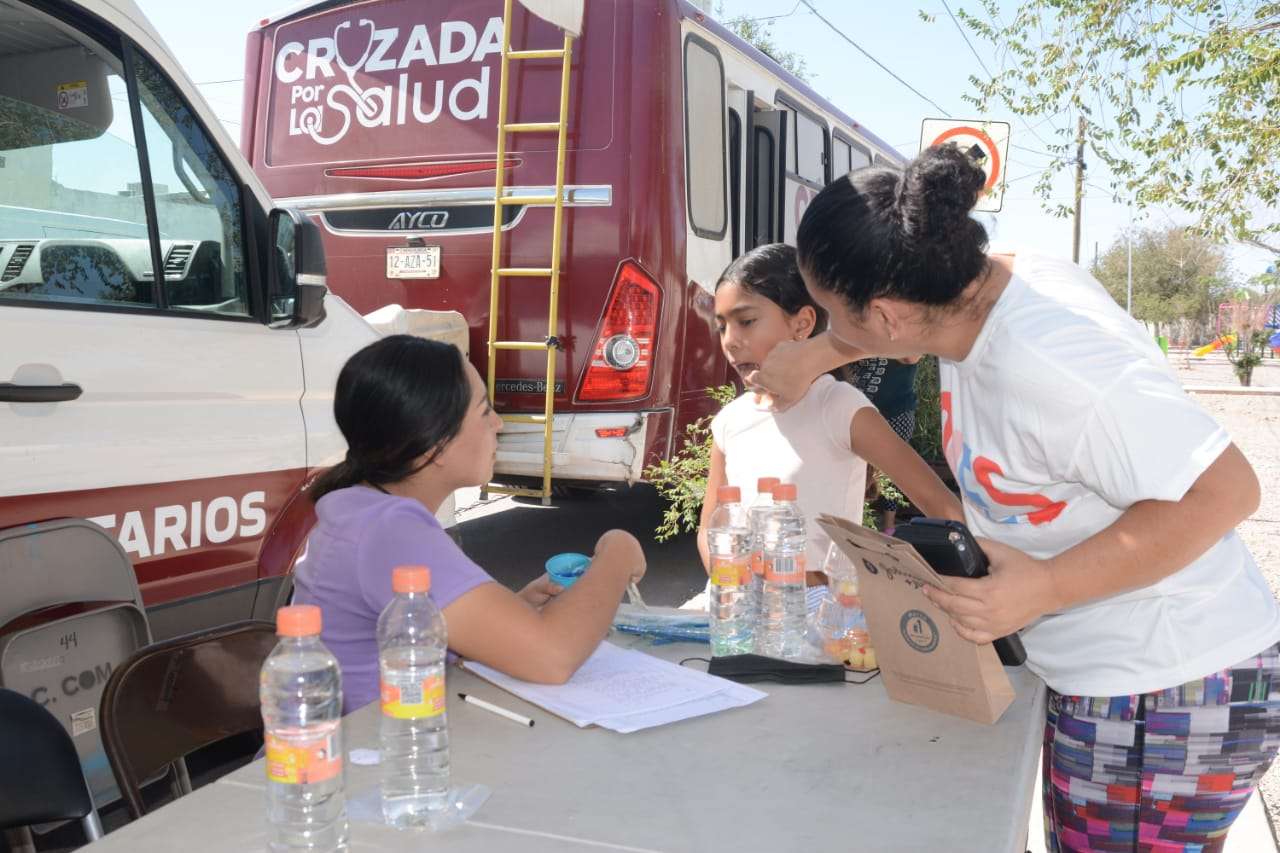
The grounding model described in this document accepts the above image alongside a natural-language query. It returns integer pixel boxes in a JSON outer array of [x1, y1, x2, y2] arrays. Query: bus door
[[746, 106, 787, 250], [776, 98, 829, 244]]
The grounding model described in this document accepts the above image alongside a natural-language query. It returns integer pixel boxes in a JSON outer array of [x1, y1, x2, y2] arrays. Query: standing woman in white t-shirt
[[748, 144, 1280, 851], [697, 243, 961, 581]]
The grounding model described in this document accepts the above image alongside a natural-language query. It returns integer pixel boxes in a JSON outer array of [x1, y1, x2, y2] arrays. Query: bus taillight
[[576, 261, 661, 403]]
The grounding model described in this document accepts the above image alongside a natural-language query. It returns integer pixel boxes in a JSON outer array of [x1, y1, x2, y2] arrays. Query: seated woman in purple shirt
[[292, 335, 647, 713]]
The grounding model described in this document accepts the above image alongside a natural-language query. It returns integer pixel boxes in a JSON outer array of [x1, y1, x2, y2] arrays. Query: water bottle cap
[[392, 565, 432, 594], [276, 604, 321, 637], [716, 485, 741, 503], [772, 483, 798, 501], [756, 477, 780, 492]]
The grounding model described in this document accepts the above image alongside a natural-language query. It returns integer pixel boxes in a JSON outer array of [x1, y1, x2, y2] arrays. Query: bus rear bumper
[[493, 409, 673, 484]]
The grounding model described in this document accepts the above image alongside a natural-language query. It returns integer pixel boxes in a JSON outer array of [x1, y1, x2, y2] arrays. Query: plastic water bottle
[[377, 566, 450, 826], [757, 483, 808, 659], [746, 477, 780, 618], [707, 485, 753, 656], [261, 605, 349, 853]]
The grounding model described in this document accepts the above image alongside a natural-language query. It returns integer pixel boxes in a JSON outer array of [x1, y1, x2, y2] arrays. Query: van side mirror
[[268, 208, 327, 329]]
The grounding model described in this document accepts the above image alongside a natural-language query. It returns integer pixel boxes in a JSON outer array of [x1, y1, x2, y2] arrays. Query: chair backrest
[[0, 519, 145, 625], [0, 688, 100, 834], [0, 519, 152, 808], [100, 620, 278, 819]]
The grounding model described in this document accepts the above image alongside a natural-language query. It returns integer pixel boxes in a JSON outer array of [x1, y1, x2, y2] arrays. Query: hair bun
[[896, 143, 986, 237]]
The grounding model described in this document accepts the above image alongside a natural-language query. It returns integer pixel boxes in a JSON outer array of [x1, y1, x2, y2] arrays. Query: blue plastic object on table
[[545, 552, 591, 588]]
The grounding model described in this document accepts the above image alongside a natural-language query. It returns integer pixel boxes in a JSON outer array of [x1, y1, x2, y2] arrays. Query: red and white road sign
[[919, 119, 1011, 213]]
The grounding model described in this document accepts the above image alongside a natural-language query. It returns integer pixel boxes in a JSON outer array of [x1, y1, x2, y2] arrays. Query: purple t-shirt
[[293, 486, 493, 713]]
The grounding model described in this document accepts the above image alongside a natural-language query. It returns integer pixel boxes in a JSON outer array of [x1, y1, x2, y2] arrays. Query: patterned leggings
[[1043, 642, 1280, 852]]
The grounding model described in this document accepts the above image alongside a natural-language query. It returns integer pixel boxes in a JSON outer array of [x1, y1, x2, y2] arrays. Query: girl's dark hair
[[796, 143, 990, 313], [715, 242, 826, 335], [310, 334, 471, 501]]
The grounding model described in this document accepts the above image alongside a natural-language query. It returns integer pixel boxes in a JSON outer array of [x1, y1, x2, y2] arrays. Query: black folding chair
[[0, 688, 103, 847]]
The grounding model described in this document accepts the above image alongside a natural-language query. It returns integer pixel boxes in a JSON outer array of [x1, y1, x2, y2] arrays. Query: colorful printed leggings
[[1043, 642, 1280, 852]]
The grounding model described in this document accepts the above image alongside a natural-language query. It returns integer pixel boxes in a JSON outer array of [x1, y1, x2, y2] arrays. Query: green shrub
[[645, 384, 737, 542]]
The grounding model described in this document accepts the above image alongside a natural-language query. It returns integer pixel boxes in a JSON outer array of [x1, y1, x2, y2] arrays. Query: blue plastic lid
[[545, 552, 591, 587]]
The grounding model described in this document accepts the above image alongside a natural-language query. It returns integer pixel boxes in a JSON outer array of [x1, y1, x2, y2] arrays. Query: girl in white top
[[697, 243, 961, 579], [754, 144, 1280, 850]]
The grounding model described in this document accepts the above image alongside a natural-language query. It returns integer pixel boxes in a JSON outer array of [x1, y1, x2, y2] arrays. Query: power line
[[798, 0, 951, 117], [938, 0, 994, 79], [195, 78, 243, 86], [937, 0, 1063, 161]]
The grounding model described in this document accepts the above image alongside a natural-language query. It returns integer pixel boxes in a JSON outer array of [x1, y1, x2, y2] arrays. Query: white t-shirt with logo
[[711, 374, 873, 569], [941, 252, 1280, 696]]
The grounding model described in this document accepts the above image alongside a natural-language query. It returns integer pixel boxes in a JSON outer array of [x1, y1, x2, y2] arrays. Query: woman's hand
[[744, 334, 863, 411], [922, 538, 1060, 644], [517, 574, 564, 609]]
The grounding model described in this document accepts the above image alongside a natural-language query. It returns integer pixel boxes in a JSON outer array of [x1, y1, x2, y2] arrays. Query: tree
[[716, 4, 811, 82], [1090, 225, 1233, 338], [958, 1, 1280, 246]]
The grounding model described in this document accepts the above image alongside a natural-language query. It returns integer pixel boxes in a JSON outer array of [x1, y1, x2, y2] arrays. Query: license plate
[[385, 246, 441, 279]]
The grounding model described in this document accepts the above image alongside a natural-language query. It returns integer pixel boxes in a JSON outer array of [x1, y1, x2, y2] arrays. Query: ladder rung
[[507, 48, 565, 60], [499, 195, 559, 206], [497, 267, 553, 277], [500, 414, 548, 425], [484, 484, 550, 499], [503, 121, 561, 133], [493, 340, 551, 351]]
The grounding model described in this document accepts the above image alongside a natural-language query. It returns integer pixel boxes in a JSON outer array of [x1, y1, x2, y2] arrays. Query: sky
[[133, 0, 1276, 280]]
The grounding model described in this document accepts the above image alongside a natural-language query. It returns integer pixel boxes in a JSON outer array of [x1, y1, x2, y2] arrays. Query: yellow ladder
[[484, 0, 575, 505]]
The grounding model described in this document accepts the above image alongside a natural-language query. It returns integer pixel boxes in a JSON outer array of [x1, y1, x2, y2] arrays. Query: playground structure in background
[[1191, 303, 1280, 357]]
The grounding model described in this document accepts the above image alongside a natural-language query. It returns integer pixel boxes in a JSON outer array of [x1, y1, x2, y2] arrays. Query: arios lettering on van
[[89, 491, 267, 559], [276, 16, 501, 146]]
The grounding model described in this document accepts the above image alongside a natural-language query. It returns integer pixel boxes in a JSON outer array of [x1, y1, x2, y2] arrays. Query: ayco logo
[[276, 16, 502, 146], [389, 210, 450, 231]]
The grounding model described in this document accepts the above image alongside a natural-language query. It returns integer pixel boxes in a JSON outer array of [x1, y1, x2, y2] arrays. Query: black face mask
[[706, 654, 849, 684]]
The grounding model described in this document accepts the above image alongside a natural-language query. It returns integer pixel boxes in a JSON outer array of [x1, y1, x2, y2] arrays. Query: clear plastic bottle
[[746, 477, 780, 619], [706, 485, 754, 656], [260, 605, 349, 853], [756, 483, 808, 659], [811, 541, 876, 670], [377, 565, 450, 826]]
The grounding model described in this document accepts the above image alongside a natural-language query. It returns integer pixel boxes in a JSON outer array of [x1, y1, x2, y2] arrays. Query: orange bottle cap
[[276, 604, 321, 637], [772, 483, 798, 501], [392, 565, 432, 594], [717, 485, 741, 503], [757, 477, 780, 492]]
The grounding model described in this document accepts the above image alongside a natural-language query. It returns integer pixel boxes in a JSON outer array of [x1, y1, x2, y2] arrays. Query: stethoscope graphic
[[331, 18, 381, 120]]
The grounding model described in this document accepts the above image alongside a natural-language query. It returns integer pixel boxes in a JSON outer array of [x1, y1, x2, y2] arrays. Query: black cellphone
[[891, 518, 1028, 667]]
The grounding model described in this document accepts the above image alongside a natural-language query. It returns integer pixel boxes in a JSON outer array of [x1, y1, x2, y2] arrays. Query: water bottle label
[[764, 554, 806, 583], [710, 556, 749, 587], [265, 727, 341, 785], [381, 673, 446, 720]]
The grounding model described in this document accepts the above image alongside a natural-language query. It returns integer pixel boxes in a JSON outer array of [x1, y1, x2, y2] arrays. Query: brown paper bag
[[816, 514, 1015, 725]]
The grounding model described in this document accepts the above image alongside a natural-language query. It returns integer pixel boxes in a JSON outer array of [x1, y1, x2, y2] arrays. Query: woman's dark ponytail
[[797, 142, 990, 312], [309, 335, 471, 502]]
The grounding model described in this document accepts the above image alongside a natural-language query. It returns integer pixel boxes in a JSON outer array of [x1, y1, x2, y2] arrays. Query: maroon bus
[[242, 0, 902, 489]]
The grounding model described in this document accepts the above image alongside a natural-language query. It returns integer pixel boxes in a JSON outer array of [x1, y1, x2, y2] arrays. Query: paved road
[[452, 484, 707, 607]]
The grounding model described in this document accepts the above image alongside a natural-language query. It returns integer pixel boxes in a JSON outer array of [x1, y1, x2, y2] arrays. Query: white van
[[0, 0, 380, 640]]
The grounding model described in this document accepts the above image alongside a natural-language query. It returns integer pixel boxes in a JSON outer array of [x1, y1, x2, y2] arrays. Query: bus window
[[832, 137, 852, 181], [851, 141, 873, 172], [793, 111, 826, 185], [683, 36, 727, 240]]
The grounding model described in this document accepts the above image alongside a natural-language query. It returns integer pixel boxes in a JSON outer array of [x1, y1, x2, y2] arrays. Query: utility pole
[[1072, 116, 1085, 264]]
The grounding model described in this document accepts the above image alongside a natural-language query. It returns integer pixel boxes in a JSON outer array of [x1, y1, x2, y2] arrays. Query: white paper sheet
[[516, 0, 584, 36], [462, 642, 766, 733]]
